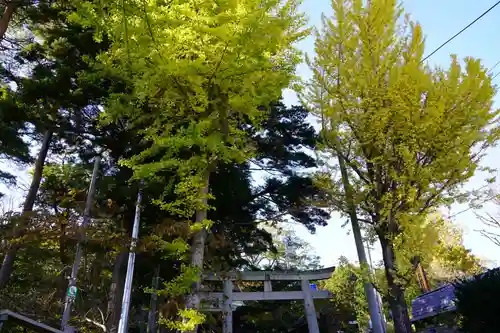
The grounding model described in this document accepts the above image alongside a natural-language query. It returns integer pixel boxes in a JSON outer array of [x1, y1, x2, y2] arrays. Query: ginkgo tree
[[72, 0, 307, 329], [324, 216, 483, 333], [302, 0, 499, 332], [393, 214, 483, 284]]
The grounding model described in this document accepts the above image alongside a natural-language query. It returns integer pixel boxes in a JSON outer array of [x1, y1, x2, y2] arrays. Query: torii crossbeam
[[0, 310, 64, 333], [200, 266, 335, 333]]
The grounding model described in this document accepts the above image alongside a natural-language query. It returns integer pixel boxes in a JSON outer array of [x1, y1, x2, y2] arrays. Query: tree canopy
[[303, 0, 499, 331], [324, 214, 483, 333], [0, 3, 327, 330], [0, 0, 497, 332]]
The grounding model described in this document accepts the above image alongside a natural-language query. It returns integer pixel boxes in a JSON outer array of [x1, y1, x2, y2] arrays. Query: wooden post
[[0, 312, 5, 330], [264, 274, 272, 292], [301, 279, 320, 333], [223, 280, 233, 333], [200, 267, 335, 332]]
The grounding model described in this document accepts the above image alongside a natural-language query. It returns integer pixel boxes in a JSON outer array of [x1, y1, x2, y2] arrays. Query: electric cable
[[421, 1, 500, 62]]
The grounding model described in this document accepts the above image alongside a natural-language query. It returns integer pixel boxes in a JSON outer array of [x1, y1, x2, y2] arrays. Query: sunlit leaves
[[68, 1, 309, 330], [161, 308, 206, 332], [394, 214, 483, 283], [304, 0, 499, 260], [323, 257, 371, 330], [72, 0, 308, 223], [304, 0, 498, 329]]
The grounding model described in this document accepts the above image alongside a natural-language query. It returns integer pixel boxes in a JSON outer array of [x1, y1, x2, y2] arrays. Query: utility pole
[[336, 151, 385, 333], [366, 241, 387, 333], [117, 182, 143, 333], [61, 156, 101, 332]]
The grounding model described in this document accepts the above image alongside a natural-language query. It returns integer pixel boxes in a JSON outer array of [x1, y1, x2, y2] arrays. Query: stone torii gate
[[199, 266, 335, 333]]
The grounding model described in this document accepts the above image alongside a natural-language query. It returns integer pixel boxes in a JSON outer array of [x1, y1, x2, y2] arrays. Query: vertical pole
[[367, 242, 387, 333], [61, 156, 100, 331], [301, 279, 320, 333], [264, 278, 272, 292], [223, 279, 233, 333], [117, 182, 143, 333], [148, 265, 160, 333], [337, 152, 384, 333], [0, 313, 7, 329]]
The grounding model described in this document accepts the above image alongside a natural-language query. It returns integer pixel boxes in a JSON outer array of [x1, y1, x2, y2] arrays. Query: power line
[[489, 59, 500, 73], [488, 60, 500, 80], [421, 1, 500, 63]]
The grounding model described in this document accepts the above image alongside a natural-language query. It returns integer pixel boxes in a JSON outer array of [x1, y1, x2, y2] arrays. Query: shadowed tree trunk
[[106, 251, 128, 333], [336, 145, 385, 333], [185, 172, 210, 333], [0, 1, 17, 40], [378, 230, 413, 333], [57, 209, 72, 302], [0, 130, 52, 288], [148, 265, 160, 333]]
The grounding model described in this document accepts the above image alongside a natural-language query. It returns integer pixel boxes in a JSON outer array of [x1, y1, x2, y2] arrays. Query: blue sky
[[287, 0, 500, 268]]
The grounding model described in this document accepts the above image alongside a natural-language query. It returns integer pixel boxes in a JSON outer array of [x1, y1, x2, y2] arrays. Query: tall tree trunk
[[0, 130, 52, 288], [57, 209, 71, 302], [378, 231, 412, 333], [139, 306, 148, 333], [106, 251, 127, 333], [0, 1, 16, 40], [336, 143, 385, 333], [148, 265, 160, 333], [185, 172, 210, 333], [157, 295, 167, 333]]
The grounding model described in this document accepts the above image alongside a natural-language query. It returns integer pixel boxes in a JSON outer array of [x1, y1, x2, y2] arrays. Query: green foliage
[[303, 0, 499, 330], [305, 0, 498, 226], [0, 4, 327, 332], [0, 87, 31, 194], [324, 257, 371, 331], [393, 214, 483, 285], [324, 217, 483, 331], [37, 163, 91, 210], [161, 309, 206, 332], [454, 269, 500, 333], [0, 1, 495, 333], [69, 4, 312, 330], [159, 265, 200, 297], [71, 0, 309, 220]]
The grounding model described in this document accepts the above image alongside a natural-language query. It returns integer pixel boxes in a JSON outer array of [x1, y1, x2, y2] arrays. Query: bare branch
[[477, 229, 500, 247], [475, 209, 500, 247], [335, 149, 371, 184], [84, 317, 107, 332]]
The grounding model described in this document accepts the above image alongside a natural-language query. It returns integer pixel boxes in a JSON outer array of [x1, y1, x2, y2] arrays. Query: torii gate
[[200, 266, 335, 333]]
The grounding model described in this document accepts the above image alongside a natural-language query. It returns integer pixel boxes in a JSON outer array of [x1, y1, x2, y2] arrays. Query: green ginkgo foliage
[[71, 0, 308, 329], [303, 0, 499, 331]]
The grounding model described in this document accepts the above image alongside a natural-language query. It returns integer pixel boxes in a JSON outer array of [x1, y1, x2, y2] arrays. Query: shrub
[[454, 268, 500, 333]]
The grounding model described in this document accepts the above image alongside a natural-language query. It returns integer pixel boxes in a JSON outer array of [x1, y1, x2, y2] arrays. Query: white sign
[[67, 286, 78, 298]]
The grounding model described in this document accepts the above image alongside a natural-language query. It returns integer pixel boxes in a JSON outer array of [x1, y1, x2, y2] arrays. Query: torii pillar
[[200, 266, 335, 333]]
